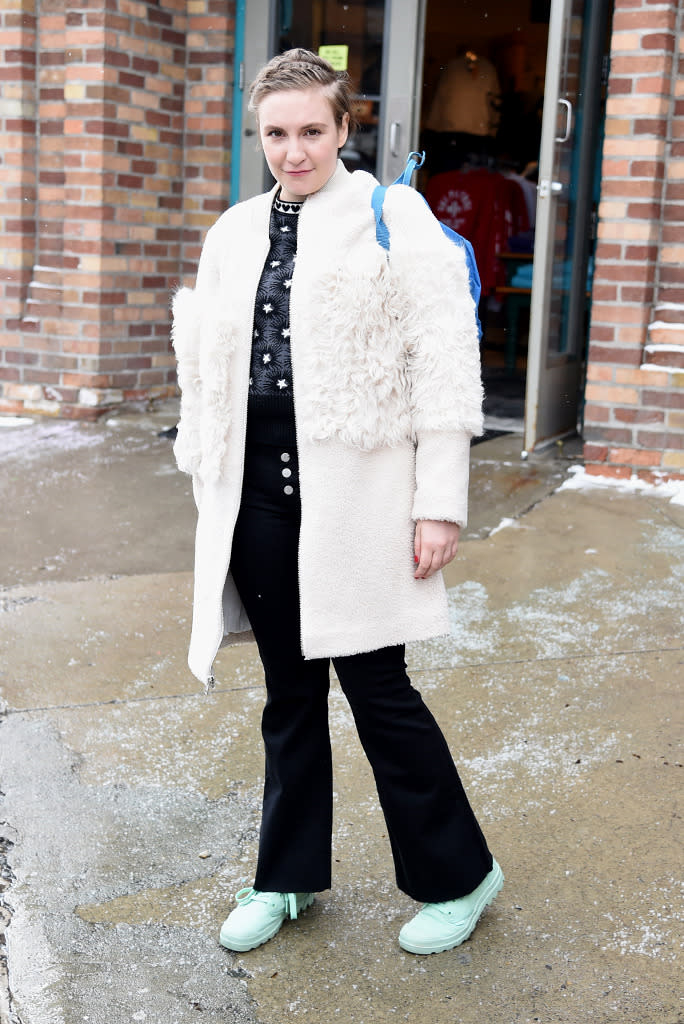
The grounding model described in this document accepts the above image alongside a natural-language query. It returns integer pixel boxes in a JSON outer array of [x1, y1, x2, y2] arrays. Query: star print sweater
[[247, 194, 302, 446]]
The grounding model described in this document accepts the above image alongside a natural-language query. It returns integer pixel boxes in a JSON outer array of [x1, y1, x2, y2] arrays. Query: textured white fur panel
[[171, 286, 202, 475], [397, 251, 484, 437], [171, 286, 201, 361], [384, 187, 484, 438], [296, 248, 414, 449], [197, 303, 239, 484], [171, 285, 239, 482]]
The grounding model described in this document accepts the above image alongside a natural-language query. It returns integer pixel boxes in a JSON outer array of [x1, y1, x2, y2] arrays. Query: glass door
[[378, 0, 426, 184], [234, 0, 425, 202], [523, 0, 610, 451]]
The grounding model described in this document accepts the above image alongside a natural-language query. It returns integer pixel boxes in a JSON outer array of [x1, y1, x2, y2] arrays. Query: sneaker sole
[[219, 893, 315, 953], [399, 861, 504, 955]]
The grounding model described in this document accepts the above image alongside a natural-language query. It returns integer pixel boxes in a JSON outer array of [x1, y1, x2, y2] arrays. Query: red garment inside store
[[425, 169, 530, 297]]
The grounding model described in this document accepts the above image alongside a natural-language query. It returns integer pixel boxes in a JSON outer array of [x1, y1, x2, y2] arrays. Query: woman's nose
[[285, 137, 305, 164]]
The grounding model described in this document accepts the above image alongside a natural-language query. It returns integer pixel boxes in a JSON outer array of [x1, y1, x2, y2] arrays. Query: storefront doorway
[[234, 0, 612, 450]]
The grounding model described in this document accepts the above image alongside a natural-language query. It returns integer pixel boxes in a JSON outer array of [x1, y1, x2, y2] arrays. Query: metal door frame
[[232, 0, 426, 202], [523, 0, 612, 452]]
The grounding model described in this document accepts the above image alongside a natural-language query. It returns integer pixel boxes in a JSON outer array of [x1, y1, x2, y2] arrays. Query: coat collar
[[247, 160, 370, 227]]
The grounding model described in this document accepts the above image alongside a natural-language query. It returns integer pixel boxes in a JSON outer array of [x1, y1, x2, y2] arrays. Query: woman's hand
[[414, 519, 461, 579]]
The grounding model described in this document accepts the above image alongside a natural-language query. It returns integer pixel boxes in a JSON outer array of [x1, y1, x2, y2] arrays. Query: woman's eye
[[267, 129, 283, 138], [305, 129, 321, 137]]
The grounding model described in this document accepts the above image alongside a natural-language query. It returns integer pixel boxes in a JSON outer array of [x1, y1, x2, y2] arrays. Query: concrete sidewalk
[[0, 404, 682, 1024]]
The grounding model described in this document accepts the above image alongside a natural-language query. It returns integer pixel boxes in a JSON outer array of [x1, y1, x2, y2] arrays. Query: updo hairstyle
[[248, 48, 359, 135]]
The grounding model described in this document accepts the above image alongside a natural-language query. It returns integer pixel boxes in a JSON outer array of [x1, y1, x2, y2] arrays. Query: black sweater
[[246, 194, 302, 447]]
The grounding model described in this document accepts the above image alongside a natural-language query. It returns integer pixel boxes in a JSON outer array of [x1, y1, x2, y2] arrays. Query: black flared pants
[[229, 439, 493, 903]]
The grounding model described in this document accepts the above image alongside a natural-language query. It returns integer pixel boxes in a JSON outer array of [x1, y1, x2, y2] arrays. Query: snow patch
[[489, 516, 516, 536], [653, 302, 684, 312], [560, 465, 684, 506], [0, 416, 34, 428], [646, 325, 684, 337]]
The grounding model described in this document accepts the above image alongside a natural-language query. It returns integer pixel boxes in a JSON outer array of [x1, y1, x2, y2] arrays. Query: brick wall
[[3, 0, 684, 479], [585, 0, 684, 480], [0, 0, 235, 419]]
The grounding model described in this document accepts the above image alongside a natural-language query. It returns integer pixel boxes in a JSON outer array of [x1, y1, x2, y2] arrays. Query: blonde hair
[[248, 48, 359, 134]]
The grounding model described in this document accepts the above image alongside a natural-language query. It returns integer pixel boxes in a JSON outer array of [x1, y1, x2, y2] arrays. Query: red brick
[[585, 463, 633, 480], [637, 430, 684, 450], [664, 203, 684, 220], [634, 118, 668, 136], [612, 10, 675, 31], [601, 179, 660, 198], [131, 57, 159, 74], [592, 284, 619, 301], [85, 120, 129, 138], [608, 77, 633, 94], [608, 447, 661, 466], [614, 407, 664, 425], [591, 427, 633, 444], [637, 468, 684, 484], [624, 245, 658, 262], [620, 285, 655, 303], [0, 399, 25, 413], [60, 405, 103, 422], [636, 75, 672, 94], [642, 33, 675, 52], [5, 48, 36, 64], [5, 350, 39, 366], [583, 443, 609, 462], [584, 403, 611, 423], [644, 348, 684, 368], [590, 304, 650, 326], [658, 265, 684, 284]]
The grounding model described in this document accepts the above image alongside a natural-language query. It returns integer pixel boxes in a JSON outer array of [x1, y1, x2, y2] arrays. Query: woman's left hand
[[414, 520, 461, 579]]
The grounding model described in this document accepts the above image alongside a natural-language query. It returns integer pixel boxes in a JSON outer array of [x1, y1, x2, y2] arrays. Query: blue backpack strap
[[394, 150, 425, 186], [439, 223, 482, 315], [371, 183, 390, 251], [372, 151, 482, 338], [373, 151, 425, 250]]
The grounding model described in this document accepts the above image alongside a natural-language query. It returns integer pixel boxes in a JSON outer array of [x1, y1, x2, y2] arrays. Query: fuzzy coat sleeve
[[170, 224, 221, 480], [382, 184, 483, 526]]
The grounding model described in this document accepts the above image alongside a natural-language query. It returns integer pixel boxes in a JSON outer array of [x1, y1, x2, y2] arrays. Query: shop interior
[[276, 0, 555, 431], [418, 0, 551, 430]]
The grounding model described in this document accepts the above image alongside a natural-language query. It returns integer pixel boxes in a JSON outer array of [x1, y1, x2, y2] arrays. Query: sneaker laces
[[234, 887, 302, 920]]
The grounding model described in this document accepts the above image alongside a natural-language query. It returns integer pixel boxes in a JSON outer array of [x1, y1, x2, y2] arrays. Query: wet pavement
[[0, 402, 682, 1024]]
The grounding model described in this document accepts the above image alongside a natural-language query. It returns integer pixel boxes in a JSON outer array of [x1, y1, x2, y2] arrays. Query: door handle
[[389, 121, 401, 158], [555, 98, 573, 143], [538, 179, 564, 199]]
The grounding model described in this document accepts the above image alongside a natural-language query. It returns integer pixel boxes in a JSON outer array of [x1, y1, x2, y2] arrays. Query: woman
[[171, 48, 502, 956]]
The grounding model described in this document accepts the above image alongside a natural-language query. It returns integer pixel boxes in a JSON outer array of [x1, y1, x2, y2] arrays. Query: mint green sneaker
[[398, 860, 504, 955], [219, 888, 315, 952]]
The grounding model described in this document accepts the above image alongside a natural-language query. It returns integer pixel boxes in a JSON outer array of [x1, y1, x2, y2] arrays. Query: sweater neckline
[[273, 192, 305, 215]]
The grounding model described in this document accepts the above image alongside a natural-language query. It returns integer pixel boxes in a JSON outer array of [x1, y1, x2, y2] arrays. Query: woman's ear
[[338, 111, 350, 150]]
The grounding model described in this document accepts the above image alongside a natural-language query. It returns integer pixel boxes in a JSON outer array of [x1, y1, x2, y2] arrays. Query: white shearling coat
[[171, 161, 483, 688]]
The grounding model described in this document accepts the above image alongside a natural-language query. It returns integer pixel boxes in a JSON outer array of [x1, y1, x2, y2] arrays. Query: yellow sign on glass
[[318, 45, 349, 72]]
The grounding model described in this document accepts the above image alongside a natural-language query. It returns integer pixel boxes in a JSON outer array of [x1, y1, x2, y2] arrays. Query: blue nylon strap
[[373, 152, 425, 250], [371, 151, 482, 337], [371, 184, 390, 251], [395, 150, 425, 186]]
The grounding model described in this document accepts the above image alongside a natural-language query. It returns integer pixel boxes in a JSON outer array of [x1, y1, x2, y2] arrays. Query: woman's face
[[258, 87, 349, 203]]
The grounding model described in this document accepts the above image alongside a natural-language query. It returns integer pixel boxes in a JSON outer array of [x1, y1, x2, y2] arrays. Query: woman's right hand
[[413, 519, 460, 579]]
